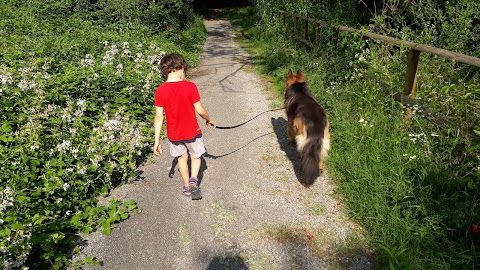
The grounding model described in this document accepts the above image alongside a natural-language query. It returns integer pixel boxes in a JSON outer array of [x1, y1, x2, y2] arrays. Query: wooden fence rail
[[278, 10, 480, 130]]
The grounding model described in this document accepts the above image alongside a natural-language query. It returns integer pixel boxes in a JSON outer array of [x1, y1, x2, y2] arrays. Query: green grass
[[178, 223, 191, 245], [224, 6, 480, 270]]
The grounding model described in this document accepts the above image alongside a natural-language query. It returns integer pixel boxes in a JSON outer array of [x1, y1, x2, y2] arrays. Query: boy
[[153, 53, 215, 200]]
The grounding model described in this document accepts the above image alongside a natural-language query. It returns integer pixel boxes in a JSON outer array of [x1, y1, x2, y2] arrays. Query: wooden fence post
[[280, 11, 286, 29], [333, 28, 339, 48], [315, 24, 322, 48], [304, 18, 309, 50], [404, 49, 420, 122], [294, 16, 298, 36]]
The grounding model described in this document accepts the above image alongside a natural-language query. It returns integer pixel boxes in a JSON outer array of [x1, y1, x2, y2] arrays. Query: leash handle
[[215, 108, 284, 130]]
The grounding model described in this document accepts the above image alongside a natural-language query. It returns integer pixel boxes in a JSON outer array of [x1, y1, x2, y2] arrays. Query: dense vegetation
[[0, 0, 205, 268], [227, 0, 480, 269]]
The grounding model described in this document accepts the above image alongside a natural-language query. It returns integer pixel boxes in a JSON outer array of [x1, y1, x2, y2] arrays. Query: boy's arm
[[153, 106, 164, 155], [193, 101, 215, 128]]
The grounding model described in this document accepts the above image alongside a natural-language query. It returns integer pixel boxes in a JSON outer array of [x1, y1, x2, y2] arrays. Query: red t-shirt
[[154, 81, 201, 142]]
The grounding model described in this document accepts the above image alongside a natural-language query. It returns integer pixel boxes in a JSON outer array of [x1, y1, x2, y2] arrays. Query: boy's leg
[[190, 155, 201, 180], [177, 152, 190, 189], [169, 141, 191, 195], [187, 155, 203, 200], [184, 137, 205, 200]]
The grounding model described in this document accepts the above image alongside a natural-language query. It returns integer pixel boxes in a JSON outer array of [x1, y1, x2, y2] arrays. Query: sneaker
[[188, 178, 202, 200], [182, 187, 191, 197]]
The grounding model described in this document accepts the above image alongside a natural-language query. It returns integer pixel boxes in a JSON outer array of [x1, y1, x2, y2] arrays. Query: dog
[[284, 69, 330, 187]]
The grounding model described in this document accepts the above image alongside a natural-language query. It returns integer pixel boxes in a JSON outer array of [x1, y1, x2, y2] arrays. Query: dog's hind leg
[[293, 118, 308, 152], [319, 122, 331, 173]]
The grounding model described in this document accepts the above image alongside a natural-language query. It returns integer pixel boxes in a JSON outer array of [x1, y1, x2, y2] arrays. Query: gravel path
[[74, 13, 373, 270]]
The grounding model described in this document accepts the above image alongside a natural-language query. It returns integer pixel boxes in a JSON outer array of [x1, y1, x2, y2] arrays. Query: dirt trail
[[75, 13, 372, 270]]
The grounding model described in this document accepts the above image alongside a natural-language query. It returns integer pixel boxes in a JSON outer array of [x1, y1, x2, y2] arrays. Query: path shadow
[[270, 117, 303, 182], [168, 156, 207, 186], [206, 256, 249, 270], [203, 132, 273, 159]]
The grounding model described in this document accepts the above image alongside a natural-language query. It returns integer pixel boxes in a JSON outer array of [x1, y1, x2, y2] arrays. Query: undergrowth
[[226, 4, 480, 269], [0, 0, 205, 268]]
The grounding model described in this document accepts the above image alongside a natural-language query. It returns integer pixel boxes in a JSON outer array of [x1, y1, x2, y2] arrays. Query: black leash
[[215, 108, 284, 130]]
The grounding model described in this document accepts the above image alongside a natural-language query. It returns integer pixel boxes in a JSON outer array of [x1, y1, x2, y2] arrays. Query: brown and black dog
[[285, 69, 330, 187]]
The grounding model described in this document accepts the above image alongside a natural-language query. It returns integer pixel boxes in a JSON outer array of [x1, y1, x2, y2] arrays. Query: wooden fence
[[278, 10, 480, 129]]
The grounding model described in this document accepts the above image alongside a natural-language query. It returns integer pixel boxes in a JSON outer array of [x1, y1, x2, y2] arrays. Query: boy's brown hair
[[160, 53, 189, 77]]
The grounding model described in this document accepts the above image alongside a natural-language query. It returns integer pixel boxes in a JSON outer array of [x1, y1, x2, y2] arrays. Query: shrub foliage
[[0, 0, 205, 269]]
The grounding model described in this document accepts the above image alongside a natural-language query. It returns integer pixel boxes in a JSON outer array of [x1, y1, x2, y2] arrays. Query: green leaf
[[16, 195, 30, 203], [101, 220, 111, 230], [10, 223, 24, 230], [1, 122, 12, 133], [0, 135, 14, 142], [29, 159, 41, 166], [0, 228, 11, 238], [82, 225, 93, 234]]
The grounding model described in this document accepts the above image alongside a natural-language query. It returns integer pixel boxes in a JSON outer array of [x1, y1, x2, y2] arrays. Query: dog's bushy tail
[[299, 134, 323, 187]]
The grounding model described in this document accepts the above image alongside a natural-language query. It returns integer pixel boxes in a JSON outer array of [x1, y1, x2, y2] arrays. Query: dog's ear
[[286, 70, 296, 88], [295, 69, 305, 83], [287, 69, 293, 78]]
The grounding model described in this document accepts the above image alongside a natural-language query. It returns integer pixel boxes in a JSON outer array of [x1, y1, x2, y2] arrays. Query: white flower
[[359, 118, 369, 127], [30, 144, 39, 150], [63, 183, 70, 191], [80, 54, 96, 67], [56, 140, 71, 153], [410, 155, 417, 159], [18, 79, 28, 90], [71, 148, 79, 158], [74, 108, 84, 117], [0, 68, 13, 84], [77, 99, 86, 107], [103, 119, 122, 131], [431, 133, 439, 137]]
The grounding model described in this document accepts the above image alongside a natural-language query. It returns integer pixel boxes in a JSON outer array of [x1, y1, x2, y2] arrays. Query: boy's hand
[[206, 119, 216, 129], [153, 141, 162, 156]]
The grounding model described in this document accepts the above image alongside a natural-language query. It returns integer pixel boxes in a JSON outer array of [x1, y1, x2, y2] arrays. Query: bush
[[0, 0, 205, 268]]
